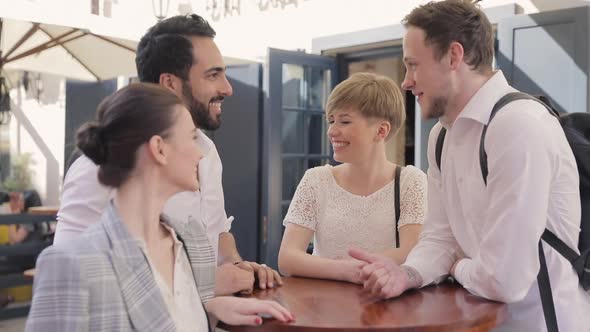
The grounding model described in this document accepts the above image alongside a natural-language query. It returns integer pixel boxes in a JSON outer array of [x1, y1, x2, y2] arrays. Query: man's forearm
[[218, 232, 242, 265]]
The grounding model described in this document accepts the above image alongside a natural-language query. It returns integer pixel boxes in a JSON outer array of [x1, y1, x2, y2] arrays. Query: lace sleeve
[[398, 166, 427, 229], [282, 168, 319, 231]]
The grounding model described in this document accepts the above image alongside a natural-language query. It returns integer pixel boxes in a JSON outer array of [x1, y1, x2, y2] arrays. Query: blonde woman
[[278, 73, 426, 284]]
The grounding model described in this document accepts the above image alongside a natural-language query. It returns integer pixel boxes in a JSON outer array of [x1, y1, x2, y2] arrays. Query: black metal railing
[[0, 212, 55, 320]]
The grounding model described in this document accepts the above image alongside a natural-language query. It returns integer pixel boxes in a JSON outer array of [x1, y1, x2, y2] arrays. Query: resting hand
[[215, 263, 255, 295], [349, 248, 422, 299], [235, 261, 283, 290], [206, 297, 294, 326]]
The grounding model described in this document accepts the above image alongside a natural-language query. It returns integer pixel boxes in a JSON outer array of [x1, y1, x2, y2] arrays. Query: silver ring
[[261, 263, 267, 267]]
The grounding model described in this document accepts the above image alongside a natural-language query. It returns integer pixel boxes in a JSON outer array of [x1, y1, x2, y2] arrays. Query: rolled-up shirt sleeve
[[193, 130, 228, 257], [54, 156, 112, 245], [404, 124, 462, 286]]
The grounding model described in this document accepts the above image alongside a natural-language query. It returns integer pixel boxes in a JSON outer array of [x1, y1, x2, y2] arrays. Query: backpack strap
[[435, 91, 556, 178], [543, 228, 590, 291], [394, 165, 402, 248], [480, 92, 554, 184], [538, 241, 559, 332], [482, 92, 565, 331], [542, 229, 579, 263], [435, 127, 446, 172]]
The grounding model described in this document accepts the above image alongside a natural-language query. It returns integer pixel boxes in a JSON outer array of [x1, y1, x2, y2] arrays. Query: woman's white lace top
[[283, 165, 427, 259]]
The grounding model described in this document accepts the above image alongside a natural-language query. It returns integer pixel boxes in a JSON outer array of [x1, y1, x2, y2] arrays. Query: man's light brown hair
[[403, 0, 494, 73], [326, 72, 406, 139]]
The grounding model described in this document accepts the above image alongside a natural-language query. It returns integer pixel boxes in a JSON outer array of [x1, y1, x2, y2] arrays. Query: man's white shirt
[[404, 71, 590, 331]]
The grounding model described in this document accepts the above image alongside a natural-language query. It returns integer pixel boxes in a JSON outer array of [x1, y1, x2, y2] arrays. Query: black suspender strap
[[538, 241, 559, 332], [394, 165, 402, 248]]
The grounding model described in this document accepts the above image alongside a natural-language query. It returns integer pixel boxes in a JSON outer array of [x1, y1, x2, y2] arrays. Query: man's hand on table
[[215, 263, 255, 295], [234, 261, 283, 290], [349, 248, 423, 300], [215, 261, 283, 296]]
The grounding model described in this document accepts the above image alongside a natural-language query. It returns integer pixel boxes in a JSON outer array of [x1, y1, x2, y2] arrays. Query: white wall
[[109, 0, 590, 61], [4, 0, 590, 61]]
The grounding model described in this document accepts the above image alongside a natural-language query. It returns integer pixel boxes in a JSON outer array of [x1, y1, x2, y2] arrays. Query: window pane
[[282, 158, 305, 200], [282, 111, 304, 153], [282, 64, 305, 108], [307, 113, 330, 155], [308, 67, 331, 109], [308, 158, 330, 169]]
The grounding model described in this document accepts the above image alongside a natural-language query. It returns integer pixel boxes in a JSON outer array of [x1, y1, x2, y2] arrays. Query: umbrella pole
[[0, 18, 4, 72], [0, 19, 11, 125]]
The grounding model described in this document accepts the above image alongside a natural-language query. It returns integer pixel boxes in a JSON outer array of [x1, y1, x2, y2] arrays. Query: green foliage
[[3, 153, 35, 192]]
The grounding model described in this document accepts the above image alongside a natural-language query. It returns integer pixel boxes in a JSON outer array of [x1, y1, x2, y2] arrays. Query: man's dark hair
[[136, 14, 216, 83], [403, 0, 494, 73]]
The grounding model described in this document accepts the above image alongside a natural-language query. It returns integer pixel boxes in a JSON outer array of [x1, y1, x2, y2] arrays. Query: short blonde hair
[[326, 72, 406, 139]]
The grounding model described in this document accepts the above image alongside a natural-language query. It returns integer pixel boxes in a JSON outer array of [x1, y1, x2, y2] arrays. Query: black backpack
[[434, 92, 590, 332]]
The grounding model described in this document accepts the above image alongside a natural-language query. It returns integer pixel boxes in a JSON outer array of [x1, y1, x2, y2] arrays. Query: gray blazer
[[25, 202, 216, 332]]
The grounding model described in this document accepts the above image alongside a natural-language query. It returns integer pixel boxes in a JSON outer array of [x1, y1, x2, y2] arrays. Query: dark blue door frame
[[261, 48, 337, 268]]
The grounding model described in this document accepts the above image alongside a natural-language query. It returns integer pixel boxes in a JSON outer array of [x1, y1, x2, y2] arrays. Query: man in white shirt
[[55, 14, 282, 295], [349, 1, 590, 331]]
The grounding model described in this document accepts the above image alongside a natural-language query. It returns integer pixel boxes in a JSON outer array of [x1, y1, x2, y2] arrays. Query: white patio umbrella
[[0, 17, 138, 81]]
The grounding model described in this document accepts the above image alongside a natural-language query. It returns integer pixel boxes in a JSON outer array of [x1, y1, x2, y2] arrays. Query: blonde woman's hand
[[341, 258, 367, 284], [205, 297, 295, 326]]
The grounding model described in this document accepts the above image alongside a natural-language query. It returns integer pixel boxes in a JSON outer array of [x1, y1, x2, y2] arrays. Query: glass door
[[261, 48, 337, 268]]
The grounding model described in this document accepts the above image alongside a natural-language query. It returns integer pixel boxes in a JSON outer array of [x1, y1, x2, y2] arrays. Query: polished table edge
[[220, 277, 507, 332]]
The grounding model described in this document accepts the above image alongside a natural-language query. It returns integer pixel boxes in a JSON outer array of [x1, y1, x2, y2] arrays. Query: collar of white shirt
[[453, 70, 513, 127]]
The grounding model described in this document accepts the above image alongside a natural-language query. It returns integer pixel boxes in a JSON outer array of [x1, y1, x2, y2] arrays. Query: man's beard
[[424, 96, 447, 120], [182, 82, 221, 131]]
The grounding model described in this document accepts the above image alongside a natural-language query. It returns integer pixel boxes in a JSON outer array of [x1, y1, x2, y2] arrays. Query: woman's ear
[[148, 135, 168, 165], [376, 121, 391, 141]]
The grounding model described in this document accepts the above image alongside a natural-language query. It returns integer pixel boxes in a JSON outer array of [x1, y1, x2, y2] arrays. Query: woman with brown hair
[[26, 83, 293, 331]]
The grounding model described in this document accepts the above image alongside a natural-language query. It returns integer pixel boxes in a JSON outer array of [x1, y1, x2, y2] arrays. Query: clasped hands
[[348, 248, 420, 300]]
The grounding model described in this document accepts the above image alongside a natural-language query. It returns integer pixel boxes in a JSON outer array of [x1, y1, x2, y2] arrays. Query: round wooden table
[[221, 277, 506, 331]]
